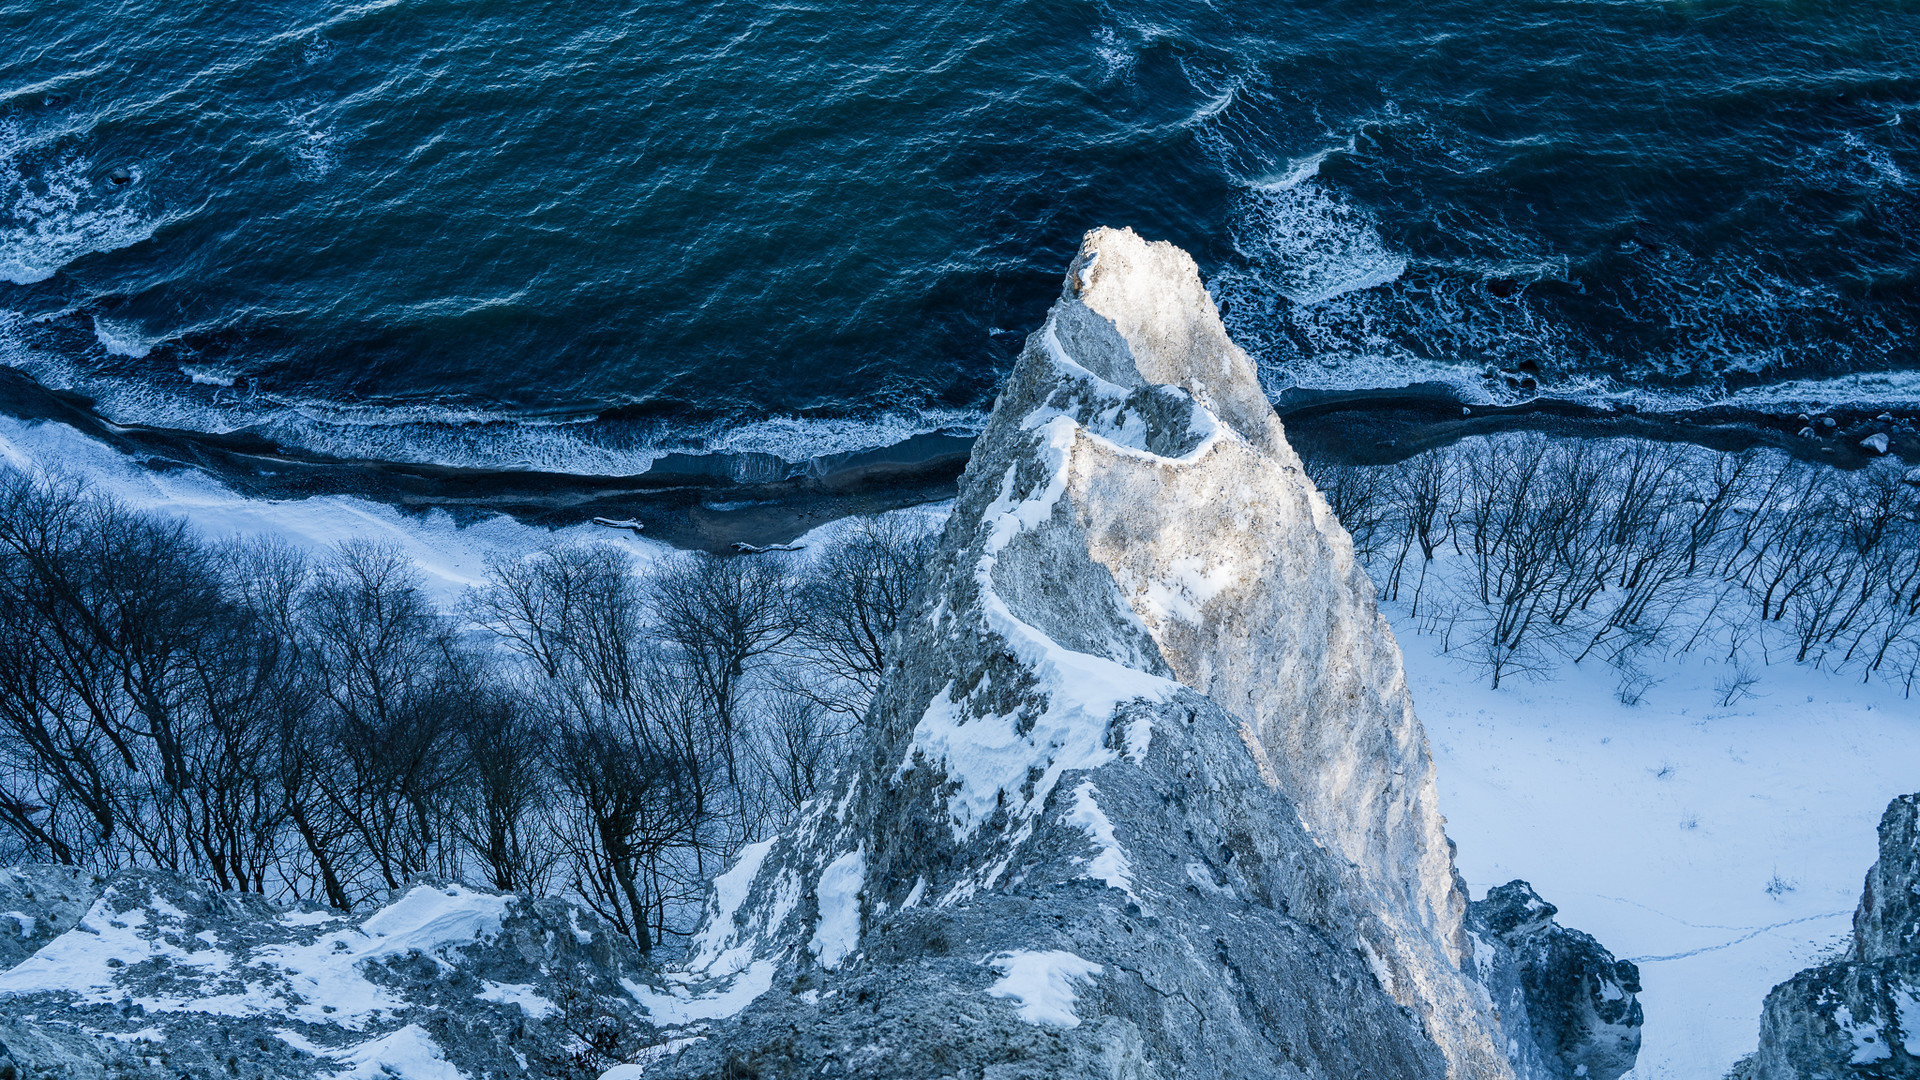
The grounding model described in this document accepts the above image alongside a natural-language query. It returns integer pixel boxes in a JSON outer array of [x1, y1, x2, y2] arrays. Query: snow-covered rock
[[1735, 793, 1920, 1079], [0, 869, 654, 1080], [1467, 882, 1642, 1080], [636, 228, 1613, 1079], [0, 865, 102, 971]]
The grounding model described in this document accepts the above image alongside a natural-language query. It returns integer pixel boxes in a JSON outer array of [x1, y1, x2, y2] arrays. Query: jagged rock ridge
[[1467, 882, 1643, 1080], [638, 227, 1636, 1079], [1736, 793, 1920, 1079]]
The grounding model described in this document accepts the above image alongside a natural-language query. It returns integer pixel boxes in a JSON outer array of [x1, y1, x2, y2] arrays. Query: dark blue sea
[[3, 0, 1917, 472]]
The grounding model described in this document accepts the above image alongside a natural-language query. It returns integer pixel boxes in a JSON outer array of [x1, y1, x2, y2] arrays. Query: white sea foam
[[283, 101, 340, 180], [1183, 80, 1242, 128], [0, 120, 159, 286], [1729, 371, 1920, 409], [1251, 137, 1356, 191], [182, 365, 238, 387], [0, 310, 988, 474], [1230, 180, 1407, 306], [1092, 24, 1134, 83], [93, 318, 154, 359]]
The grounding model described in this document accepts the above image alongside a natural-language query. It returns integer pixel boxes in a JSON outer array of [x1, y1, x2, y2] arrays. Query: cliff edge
[[640, 227, 1632, 1079], [0, 228, 1640, 1080]]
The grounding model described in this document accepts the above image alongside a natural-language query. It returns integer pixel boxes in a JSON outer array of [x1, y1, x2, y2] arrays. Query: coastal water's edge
[[7, 360, 1914, 551]]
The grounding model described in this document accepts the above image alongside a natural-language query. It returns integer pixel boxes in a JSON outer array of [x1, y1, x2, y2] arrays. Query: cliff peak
[[640, 228, 1611, 1079]]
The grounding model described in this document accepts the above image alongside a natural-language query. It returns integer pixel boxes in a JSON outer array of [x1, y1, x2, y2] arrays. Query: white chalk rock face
[[1057, 229, 1497, 1068], [641, 228, 1529, 1080]]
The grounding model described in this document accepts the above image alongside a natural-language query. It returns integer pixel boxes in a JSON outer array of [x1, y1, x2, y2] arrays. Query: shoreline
[[2, 366, 1914, 551]]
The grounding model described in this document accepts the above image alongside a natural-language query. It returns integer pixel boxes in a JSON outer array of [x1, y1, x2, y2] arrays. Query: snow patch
[[900, 412, 1183, 838], [1066, 781, 1139, 904], [623, 959, 776, 1027], [347, 885, 513, 968], [332, 1024, 466, 1080], [275, 1028, 333, 1057], [984, 950, 1104, 1028], [279, 909, 346, 927], [0, 889, 232, 1006], [1185, 862, 1235, 899], [567, 908, 594, 945], [1836, 1003, 1892, 1065], [477, 981, 557, 1019], [687, 837, 776, 972], [808, 847, 865, 971], [0, 881, 517, 1025]]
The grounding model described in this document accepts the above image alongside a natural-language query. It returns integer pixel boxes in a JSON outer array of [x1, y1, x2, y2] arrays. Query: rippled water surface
[[3, 0, 1917, 468]]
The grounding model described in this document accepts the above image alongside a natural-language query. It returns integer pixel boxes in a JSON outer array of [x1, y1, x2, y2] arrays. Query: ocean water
[[2, 0, 1917, 471]]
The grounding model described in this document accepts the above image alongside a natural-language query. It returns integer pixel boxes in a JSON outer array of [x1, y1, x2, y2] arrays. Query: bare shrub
[[1714, 663, 1761, 708]]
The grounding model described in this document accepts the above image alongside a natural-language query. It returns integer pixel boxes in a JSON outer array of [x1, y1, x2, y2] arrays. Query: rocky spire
[[644, 228, 1527, 1079]]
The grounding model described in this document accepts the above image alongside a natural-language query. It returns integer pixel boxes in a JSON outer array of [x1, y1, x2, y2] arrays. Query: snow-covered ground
[[0, 416, 664, 606], [1392, 591, 1920, 1079], [0, 416, 951, 608]]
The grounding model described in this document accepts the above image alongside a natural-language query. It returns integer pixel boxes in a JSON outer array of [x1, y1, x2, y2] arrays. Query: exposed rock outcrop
[[0, 868, 653, 1080], [1736, 793, 1920, 1079], [0, 864, 101, 970], [636, 227, 1625, 1079], [1468, 881, 1643, 1080]]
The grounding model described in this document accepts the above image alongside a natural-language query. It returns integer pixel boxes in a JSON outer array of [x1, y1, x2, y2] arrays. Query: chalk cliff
[[639, 227, 1632, 1079]]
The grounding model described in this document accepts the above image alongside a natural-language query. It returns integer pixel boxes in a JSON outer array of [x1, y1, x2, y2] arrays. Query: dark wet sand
[[2, 368, 1913, 552]]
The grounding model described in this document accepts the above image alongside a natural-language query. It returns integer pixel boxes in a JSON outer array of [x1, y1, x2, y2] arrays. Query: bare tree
[[300, 541, 473, 901], [745, 695, 851, 821], [1305, 458, 1392, 562], [1383, 445, 1455, 609], [789, 517, 935, 714], [647, 554, 799, 783], [549, 711, 703, 954], [451, 691, 554, 893]]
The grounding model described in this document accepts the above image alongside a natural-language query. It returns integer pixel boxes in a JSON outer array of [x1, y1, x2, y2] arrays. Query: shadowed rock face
[[1737, 794, 1920, 1080], [1856, 794, 1920, 966], [0, 865, 101, 972], [1468, 882, 1643, 1080], [640, 228, 1554, 1080]]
